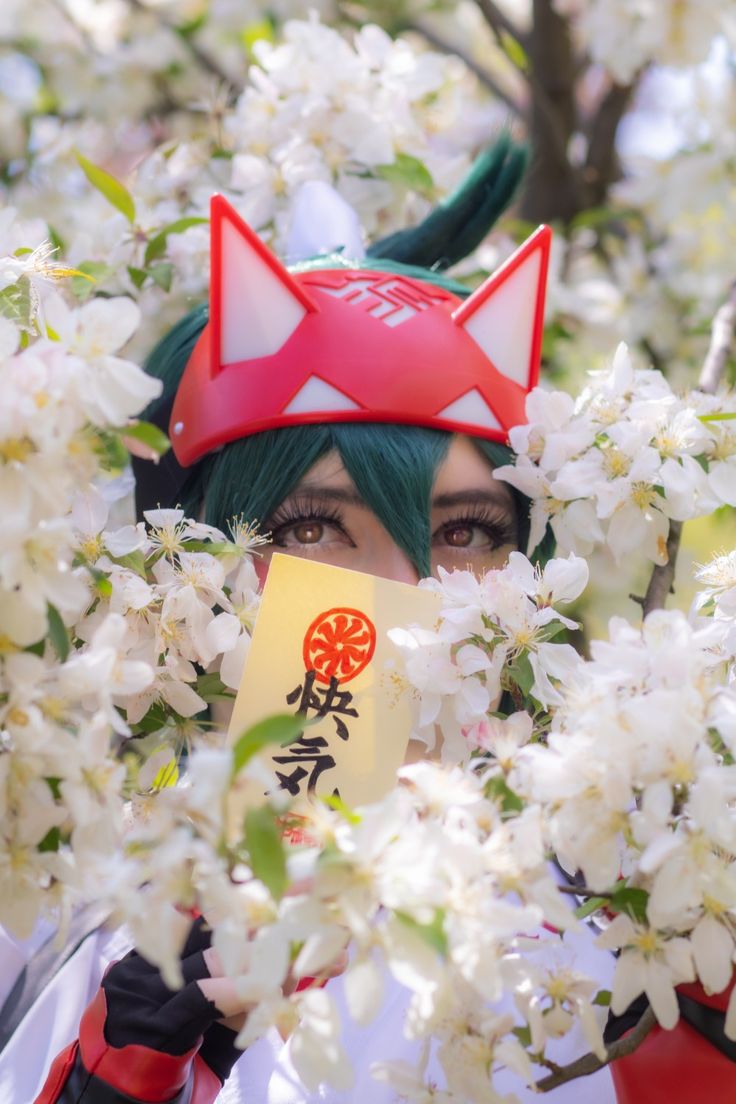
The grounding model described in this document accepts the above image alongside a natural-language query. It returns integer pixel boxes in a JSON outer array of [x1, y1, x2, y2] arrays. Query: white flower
[[598, 915, 694, 1029], [44, 293, 161, 426], [690, 914, 736, 996], [290, 988, 354, 1092]]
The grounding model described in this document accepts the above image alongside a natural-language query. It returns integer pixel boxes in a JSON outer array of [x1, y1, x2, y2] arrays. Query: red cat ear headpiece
[[169, 195, 551, 465]]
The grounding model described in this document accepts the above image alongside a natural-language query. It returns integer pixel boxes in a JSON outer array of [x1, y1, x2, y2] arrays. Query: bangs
[[196, 423, 452, 577]]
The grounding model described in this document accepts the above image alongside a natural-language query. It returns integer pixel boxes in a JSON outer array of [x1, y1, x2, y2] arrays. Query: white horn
[[452, 225, 551, 392], [210, 194, 317, 369]]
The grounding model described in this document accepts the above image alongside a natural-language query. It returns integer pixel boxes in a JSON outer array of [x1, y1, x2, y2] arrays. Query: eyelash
[[433, 509, 517, 550], [267, 497, 352, 546], [267, 498, 516, 550]]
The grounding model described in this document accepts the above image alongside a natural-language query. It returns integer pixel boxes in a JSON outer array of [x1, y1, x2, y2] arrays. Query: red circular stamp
[[303, 607, 377, 685]]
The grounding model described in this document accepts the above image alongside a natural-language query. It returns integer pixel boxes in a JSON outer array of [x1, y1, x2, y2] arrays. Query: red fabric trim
[[294, 976, 328, 993], [34, 1042, 79, 1104], [678, 975, 736, 1013], [612, 1017, 736, 1103], [191, 1055, 223, 1104], [79, 989, 201, 1102]]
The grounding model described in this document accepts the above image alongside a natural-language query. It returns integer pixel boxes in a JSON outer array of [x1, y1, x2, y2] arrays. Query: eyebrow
[[282, 485, 512, 511], [284, 485, 368, 508], [431, 489, 513, 510]]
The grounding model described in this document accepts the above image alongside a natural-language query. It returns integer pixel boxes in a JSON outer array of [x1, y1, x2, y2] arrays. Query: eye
[[266, 498, 356, 551], [290, 521, 325, 545], [432, 513, 516, 553], [439, 523, 484, 549]]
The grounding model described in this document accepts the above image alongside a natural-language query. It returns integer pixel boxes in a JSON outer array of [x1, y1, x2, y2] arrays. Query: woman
[[13, 139, 721, 1104]]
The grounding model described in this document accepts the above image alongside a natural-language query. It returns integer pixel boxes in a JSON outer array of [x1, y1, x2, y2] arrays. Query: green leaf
[[507, 652, 535, 697], [195, 672, 235, 702], [176, 12, 207, 37], [500, 30, 528, 72], [244, 804, 287, 900], [150, 262, 174, 292], [47, 603, 70, 662], [46, 776, 62, 799], [609, 884, 649, 923], [87, 565, 113, 598], [322, 793, 361, 825], [127, 265, 148, 290], [376, 153, 434, 195], [71, 261, 111, 302], [47, 225, 67, 254], [485, 773, 524, 815], [0, 277, 33, 329], [231, 713, 310, 777], [111, 549, 147, 578], [395, 908, 448, 957], [37, 826, 61, 853], [76, 153, 136, 223], [132, 700, 170, 735], [699, 412, 736, 423], [512, 1024, 532, 1048], [574, 895, 608, 920], [122, 420, 171, 457], [180, 539, 238, 555], [241, 18, 276, 58], [593, 989, 612, 1007], [144, 217, 208, 266], [535, 621, 569, 643], [97, 429, 131, 474]]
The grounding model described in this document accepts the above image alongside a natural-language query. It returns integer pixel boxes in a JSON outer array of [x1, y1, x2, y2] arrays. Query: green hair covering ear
[[367, 132, 528, 270]]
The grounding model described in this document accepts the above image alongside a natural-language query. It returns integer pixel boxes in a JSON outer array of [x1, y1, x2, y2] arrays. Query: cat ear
[[210, 194, 317, 370], [452, 225, 551, 392]]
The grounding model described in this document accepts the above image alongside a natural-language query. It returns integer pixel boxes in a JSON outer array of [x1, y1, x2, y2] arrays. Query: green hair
[[137, 136, 544, 576]]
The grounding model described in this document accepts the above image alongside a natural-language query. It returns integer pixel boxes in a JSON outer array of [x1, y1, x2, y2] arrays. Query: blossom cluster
[[119, 737, 608, 1100], [557, 0, 731, 83], [389, 551, 589, 759], [2, 12, 496, 357], [0, 234, 263, 939], [496, 342, 736, 564], [121, 541, 736, 1098], [516, 596, 736, 1036]]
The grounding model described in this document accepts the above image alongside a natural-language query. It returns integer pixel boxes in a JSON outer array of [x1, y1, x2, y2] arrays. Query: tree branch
[[639, 280, 736, 617], [406, 20, 524, 116], [641, 521, 683, 616], [582, 78, 638, 207], [699, 280, 736, 395], [536, 1005, 657, 1092], [475, 0, 529, 47], [512, 0, 585, 222], [126, 0, 236, 88]]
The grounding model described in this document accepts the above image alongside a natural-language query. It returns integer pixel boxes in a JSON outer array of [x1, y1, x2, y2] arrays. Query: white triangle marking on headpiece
[[461, 249, 541, 388], [452, 226, 550, 391], [437, 389, 502, 431], [283, 376, 361, 415], [219, 212, 307, 364]]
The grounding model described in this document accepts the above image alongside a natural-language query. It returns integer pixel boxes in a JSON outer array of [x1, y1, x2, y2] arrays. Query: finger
[[202, 944, 224, 978], [196, 975, 254, 1020]]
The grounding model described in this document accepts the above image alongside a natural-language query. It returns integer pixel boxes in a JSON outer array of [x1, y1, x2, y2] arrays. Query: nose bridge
[[374, 542, 420, 586]]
